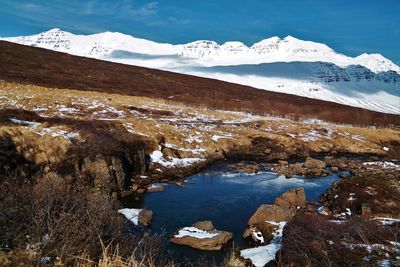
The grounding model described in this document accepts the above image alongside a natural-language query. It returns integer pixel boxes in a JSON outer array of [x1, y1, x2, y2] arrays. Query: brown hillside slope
[[0, 41, 398, 125]]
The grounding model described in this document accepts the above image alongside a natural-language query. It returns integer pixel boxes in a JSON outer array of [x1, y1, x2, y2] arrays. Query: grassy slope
[[0, 41, 399, 126]]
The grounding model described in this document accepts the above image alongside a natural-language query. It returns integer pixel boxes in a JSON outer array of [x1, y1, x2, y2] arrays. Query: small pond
[[122, 161, 343, 265]]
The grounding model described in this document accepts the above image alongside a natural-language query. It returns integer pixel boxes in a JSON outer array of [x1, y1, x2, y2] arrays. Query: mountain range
[[3, 28, 399, 114]]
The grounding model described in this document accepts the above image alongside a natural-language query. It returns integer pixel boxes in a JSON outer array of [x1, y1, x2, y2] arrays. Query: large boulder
[[305, 157, 326, 169], [304, 157, 326, 175], [274, 188, 306, 210], [244, 188, 307, 244], [248, 204, 293, 225], [170, 221, 233, 250]]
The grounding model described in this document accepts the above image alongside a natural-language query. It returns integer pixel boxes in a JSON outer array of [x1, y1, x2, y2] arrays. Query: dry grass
[[0, 172, 173, 267], [1, 81, 399, 165]]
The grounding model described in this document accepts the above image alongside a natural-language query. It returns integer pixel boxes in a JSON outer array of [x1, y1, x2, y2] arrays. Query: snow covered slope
[[3, 28, 399, 114]]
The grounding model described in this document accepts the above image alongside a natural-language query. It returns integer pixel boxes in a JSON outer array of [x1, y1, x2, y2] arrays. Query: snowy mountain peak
[[2, 28, 399, 75], [354, 53, 400, 73], [1, 28, 399, 114]]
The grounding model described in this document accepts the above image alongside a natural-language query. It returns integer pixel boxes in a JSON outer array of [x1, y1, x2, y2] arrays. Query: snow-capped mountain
[[2, 28, 400, 114]]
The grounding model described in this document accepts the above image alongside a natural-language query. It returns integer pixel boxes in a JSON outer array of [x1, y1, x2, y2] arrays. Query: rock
[[305, 157, 326, 169], [274, 188, 306, 210], [230, 162, 260, 174], [131, 184, 139, 191], [146, 183, 164, 192], [170, 221, 233, 250], [193, 220, 215, 231], [175, 181, 184, 187], [278, 160, 288, 166], [244, 188, 307, 245], [324, 156, 334, 166], [304, 157, 326, 175], [289, 163, 304, 174], [137, 188, 146, 194], [243, 222, 278, 243], [248, 204, 293, 225], [138, 209, 153, 226], [331, 166, 339, 173], [120, 190, 132, 198]]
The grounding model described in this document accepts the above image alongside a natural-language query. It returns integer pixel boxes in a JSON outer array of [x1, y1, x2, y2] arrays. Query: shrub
[[0, 172, 170, 266]]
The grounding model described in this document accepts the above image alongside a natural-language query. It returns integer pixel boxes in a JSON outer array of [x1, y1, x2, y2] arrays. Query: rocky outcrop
[[170, 221, 233, 250], [266, 157, 329, 177], [230, 162, 260, 174], [274, 188, 306, 209], [248, 205, 293, 225], [304, 157, 326, 175], [138, 209, 153, 226], [76, 149, 147, 193], [146, 183, 165, 192], [243, 188, 306, 244]]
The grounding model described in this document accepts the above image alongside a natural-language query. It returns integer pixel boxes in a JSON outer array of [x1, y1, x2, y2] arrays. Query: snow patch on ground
[[174, 227, 219, 239], [363, 161, 400, 170], [240, 221, 286, 267], [150, 149, 204, 168], [35, 127, 79, 140], [371, 217, 400, 226], [118, 208, 142, 225], [10, 118, 41, 127]]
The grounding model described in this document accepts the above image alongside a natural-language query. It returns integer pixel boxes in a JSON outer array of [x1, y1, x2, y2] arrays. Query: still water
[[123, 161, 341, 264]]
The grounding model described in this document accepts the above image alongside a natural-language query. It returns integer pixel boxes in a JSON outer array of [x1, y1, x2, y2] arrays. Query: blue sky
[[1, 0, 399, 64]]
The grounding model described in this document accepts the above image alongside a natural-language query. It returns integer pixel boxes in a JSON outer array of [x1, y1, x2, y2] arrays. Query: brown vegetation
[[278, 212, 399, 267], [0, 41, 398, 126], [320, 174, 400, 216], [0, 172, 172, 266]]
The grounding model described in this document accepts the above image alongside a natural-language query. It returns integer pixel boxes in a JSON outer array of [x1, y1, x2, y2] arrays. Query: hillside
[[3, 28, 399, 114], [0, 41, 398, 126]]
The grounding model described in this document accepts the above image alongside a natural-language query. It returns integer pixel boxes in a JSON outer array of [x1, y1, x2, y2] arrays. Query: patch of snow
[[252, 231, 265, 243], [185, 134, 203, 143], [363, 161, 400, 170], [118, 208, 142, 225], [317, 206, 329, 216], [164, 143, 206, 154], [158, 157, 204, 168], [58, 106, 78, 113], [346, 208, 352, 216], [328, 220, 345, 224], [372, 217, 400, 226], [211, 134, 232, 142], [147, 183, 164, 190], [150, 149, 164, 162], [10, 118, 41, 127], [383, 147, 389, 151], [174, 227, 218, 239], [342, 242, 391, 253], [365, 187, 377, 195], [240, 221, 286, 267], [123, 123, 149, 136], [35, 127, 79, 140], [150, 148, 204, 168], [348, 193, 356, 201]]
